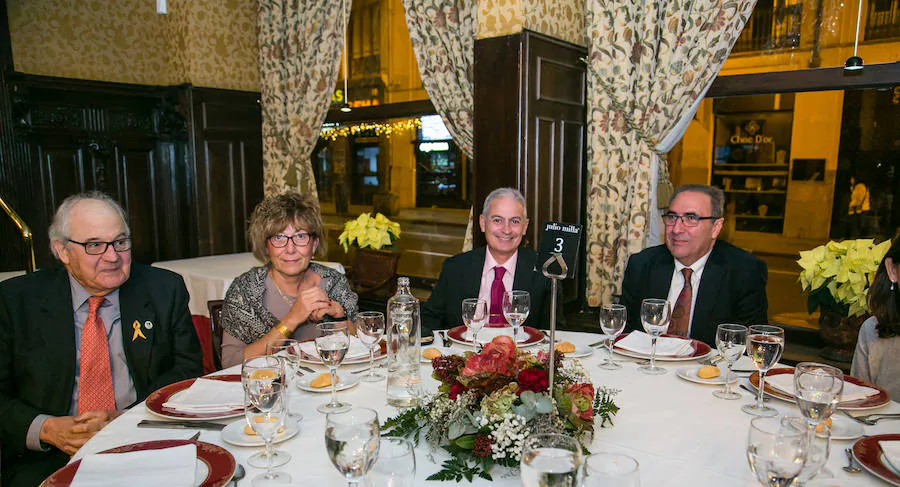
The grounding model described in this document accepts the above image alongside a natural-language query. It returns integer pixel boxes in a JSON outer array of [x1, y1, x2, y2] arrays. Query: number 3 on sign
[[554, 238, 564, 253]]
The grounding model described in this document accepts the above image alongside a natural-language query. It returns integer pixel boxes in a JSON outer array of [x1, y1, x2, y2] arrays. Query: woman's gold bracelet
[[275, 322, 292, 339]]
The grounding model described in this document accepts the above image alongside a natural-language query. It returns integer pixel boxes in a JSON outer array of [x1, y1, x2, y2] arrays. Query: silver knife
[[137, 419, 226, 430]]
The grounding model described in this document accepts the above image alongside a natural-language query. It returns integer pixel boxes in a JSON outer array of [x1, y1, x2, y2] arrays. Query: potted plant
[[339, 213, 402, 296], [797, 238, 891, 361]]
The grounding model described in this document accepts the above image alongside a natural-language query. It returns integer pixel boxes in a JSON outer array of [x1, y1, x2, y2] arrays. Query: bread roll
[[554, 341, 576, 354], [310, 373, 334, 388], [697, 365, 721, 379], [422, 348, 443, 360], [243, 416, 284, 436]]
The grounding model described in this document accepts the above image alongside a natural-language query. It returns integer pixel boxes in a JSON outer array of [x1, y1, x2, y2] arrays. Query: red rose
[[460, 336, 517, 377], [517, 368, 549, 394], [449, 382, 468, 400], [473, 433, 492, 457]]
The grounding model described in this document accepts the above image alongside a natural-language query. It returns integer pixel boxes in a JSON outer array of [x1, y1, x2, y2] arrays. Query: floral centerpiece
[[382, 336, 619, 482], [797, 238, 890, 317], [338, 212, 401, 252]]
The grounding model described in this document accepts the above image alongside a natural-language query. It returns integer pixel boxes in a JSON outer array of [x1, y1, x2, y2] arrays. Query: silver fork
[[841, 409, 900, 425]]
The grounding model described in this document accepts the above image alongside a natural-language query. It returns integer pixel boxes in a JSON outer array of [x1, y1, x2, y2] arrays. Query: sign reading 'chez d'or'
[[730, 134, 774, 144]]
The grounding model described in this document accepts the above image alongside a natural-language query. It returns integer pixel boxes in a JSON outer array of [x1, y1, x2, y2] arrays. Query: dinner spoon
[[228, 463, 246, 486], [843, 448, 861, 474]]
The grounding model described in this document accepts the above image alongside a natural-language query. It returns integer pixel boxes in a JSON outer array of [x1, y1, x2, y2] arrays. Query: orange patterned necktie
[[78, 296, 116, 415], [669, 268, 693, 337]]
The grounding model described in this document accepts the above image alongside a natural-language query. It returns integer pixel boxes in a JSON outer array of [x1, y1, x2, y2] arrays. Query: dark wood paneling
[[707, 62, 900, 97]]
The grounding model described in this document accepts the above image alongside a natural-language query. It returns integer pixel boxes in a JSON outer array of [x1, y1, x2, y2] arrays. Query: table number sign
[[537, 221, 582, 280]]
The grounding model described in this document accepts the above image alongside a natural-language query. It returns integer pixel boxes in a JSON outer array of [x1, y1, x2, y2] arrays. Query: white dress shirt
[[665, 248, 714, 336]]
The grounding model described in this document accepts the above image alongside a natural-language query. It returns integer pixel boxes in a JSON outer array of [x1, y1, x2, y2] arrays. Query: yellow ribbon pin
[[132, 320, 147, 341]]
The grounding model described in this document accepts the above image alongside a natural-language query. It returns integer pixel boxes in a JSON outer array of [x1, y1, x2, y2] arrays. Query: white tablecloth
[[0, 270, 25, 282], [74, 331, 899, 486], [152, 253, 345, 317]]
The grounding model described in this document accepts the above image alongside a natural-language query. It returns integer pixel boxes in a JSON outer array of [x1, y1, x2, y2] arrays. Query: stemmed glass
[[368, 437, 416, 487], [356, 311, 386, 383], [325, 407, 381, 487], [742, 325, 785, 417], [638, 298, 671, 375], [245, 381, 290, 486], [598, 304, 627, 370], [520, 433, 582, 487], [746, 416, 807, 487], [712, 324, 748, 400], [462, 298, 488, 348], [242, 356, 290, 468], [502, 290, 530, 346], [316, 321, 352, 414], [789, 417, 831, 486], [266, 338, 303, 422], [582, 452, 640, 487], [792, 362, 843, 482]]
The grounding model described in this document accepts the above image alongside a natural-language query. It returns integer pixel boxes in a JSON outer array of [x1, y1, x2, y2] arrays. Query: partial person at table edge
[[421, 187, 553, 337], [0, 191, 202, 487], [620, 184, 768, 347], [851, 237, 900, 399], [220, 192, 358, 368]]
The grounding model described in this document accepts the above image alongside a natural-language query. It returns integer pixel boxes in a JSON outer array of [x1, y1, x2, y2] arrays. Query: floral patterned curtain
[[584, 0, 757, 306], [402, 0, 475, 158], [257, 0, 351, 196]]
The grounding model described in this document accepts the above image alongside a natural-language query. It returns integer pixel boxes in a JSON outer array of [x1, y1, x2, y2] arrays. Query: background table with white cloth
[[73, 331, 900, 487]]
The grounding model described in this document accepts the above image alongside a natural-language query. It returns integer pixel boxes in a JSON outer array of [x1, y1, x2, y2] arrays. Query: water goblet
[[356, 311, 386, 383], [367, 437, 416, 487], [316, 321, 352, 414], [787, 417, 831, 486], [461, 298, 488, 348], [638, 298, 670, 375], [502, 290, 530, 346], [266, 339, 304, 422], [742, 325, 785, 417], [242, 356, 291, 469], [325, 407, 380, 487], [520, 433, 582, 487], [245, 382, 291, 486], [598, 304, 627, 370], [793, 362, 843, 479], [582, 452, 640, 487], [712, 324, 748, 400], [746, 416, 807, 487]]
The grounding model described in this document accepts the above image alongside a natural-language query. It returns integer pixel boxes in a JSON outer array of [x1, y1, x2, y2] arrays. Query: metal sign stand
[[541, 253, 568, 389]]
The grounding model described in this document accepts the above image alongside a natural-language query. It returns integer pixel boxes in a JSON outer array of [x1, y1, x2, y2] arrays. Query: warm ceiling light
[[845, 0, 864, 71], [340, 103, 352, 113]]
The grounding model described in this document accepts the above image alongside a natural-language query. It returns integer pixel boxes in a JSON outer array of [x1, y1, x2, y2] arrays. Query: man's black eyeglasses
[[268, 233, 314, 248], [661, 212, 720, 228], [67, 238, 132, 255]]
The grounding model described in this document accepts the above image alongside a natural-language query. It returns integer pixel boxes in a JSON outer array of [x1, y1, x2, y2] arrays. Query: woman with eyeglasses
[[219, 192, 358, 367]]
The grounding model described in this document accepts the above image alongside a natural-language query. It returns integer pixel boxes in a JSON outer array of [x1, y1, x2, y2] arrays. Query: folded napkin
[[299, 336, 369, 361], [465, 327, 527, 344], [882, 441, 900, 474], [615, 331, 694, 356], [162, 378, 243, 413], [70, 443, 196, 487], [766, 374, 879, 402]]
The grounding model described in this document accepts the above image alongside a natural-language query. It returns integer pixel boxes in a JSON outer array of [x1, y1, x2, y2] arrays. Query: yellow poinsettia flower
[[796, 239, 890, 318], [338, 212, 402, 252]]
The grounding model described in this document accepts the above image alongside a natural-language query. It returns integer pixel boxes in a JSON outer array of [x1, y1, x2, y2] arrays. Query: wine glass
[[746, 416, 807, 487], [793, 362, 843, 480], [582, 452, 640, 487], [742, 325, 785, 417], [461, 298, 488, 347], [786, 416, 831, 486], [316, 321, 352, 414], [245, 381, 291, 486], [712, 324, 748, 400], [520, 433, 582, 487], [598, 304, 627, 370], [241, 356, 291, 469], [502, 290, 530, 346], [368, 437, 416, 487], [325, 407, 381, 487], [638, 298, 670, 375], [266, 338, 304, 422], [356, 311, 386, 383]]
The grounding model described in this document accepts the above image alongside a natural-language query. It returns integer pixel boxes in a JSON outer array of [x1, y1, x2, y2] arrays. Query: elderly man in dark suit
[[620, 184, 768, 347], [422, 187, 552, 337], [0, 192, 202, 487]]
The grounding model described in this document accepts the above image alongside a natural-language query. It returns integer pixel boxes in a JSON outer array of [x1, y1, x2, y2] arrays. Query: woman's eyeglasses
[[268, 233, 314, 247]]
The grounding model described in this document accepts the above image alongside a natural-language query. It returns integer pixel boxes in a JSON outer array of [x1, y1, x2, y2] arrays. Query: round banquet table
[[71, 330, 900, 487]]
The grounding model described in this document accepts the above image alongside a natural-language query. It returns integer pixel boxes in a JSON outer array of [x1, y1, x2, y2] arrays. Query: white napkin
[[464, 327, 526, 344], [162, 378, 243, 413], [70, 443, 196, 487], [766, 374, 879, 402], [881, 441, 900, 474], [299, 336, 369, 360], [615, 331, 694, 356]]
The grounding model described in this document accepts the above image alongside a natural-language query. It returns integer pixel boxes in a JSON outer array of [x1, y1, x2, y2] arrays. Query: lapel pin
[[144, 320, 153, 330], [132, 320, 147, 341]]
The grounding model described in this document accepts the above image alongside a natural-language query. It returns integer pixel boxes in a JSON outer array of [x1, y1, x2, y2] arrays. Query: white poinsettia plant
[[338, 212, 401, 252], [797, 239, 891, 317]]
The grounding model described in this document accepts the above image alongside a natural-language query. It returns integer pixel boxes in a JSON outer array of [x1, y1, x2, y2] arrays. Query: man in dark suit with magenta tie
[[0, 192, 202, 487], [620, 185, 768, 347], [422, 188, 552, 336]]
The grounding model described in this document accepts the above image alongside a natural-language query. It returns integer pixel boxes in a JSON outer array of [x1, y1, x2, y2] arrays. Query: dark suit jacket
[[0, 263, 202, 487], [620, 240, 768, 347], [422, 247, 553, 336]]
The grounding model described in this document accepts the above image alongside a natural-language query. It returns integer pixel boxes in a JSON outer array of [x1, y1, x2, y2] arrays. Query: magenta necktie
[[488, 266, 507, 326], [670, 268, 693, 337]]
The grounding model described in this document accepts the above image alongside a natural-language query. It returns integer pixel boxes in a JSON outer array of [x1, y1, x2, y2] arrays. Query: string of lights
[[319, 118, 422, 141]]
